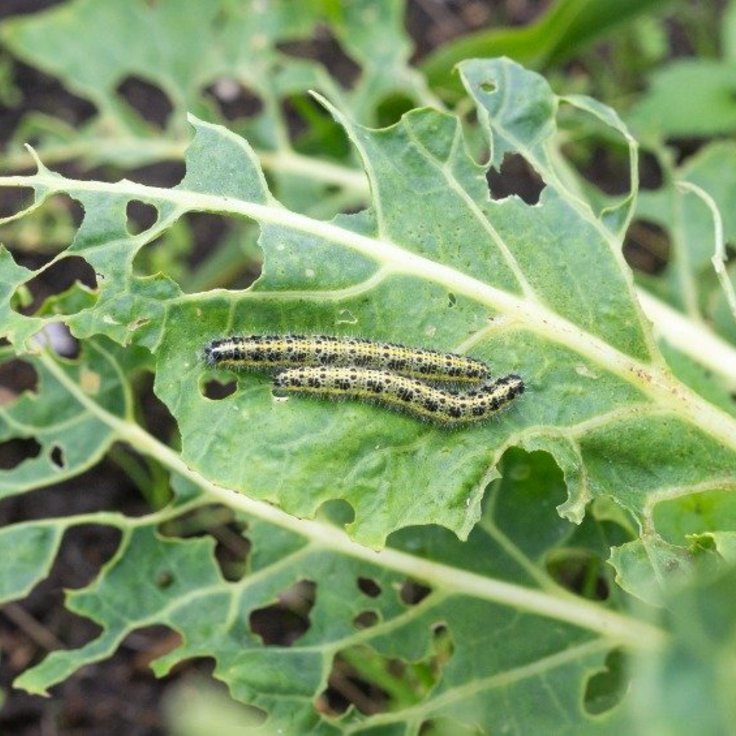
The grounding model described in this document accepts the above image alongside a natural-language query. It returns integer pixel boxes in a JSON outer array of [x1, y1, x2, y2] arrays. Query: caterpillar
[[204, 334, 490, 383], [272, 366, 525, 426]]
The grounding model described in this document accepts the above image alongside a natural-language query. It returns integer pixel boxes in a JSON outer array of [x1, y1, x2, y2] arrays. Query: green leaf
[[635, 141, 736, 318], [0, 340, 130, 499], [0, 522, 63, 601], [630, 141, 736, 403], [2, 59, 735, 554], [421, 0, 679, 98], [1, 58, 735, 728], [626, 60, 736, 140], [0, 0, 431, 173], [12, 450, 650, 732], [0, 0, 320, 136], [630, 564, 736, 735]]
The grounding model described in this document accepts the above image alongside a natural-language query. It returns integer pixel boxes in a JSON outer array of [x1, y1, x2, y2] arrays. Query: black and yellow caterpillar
[[204, 334, 524, 426]]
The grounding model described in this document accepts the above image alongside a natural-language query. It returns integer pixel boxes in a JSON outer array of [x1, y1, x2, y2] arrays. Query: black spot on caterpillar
[[204, 334, 490, 384], [272, 366, 525, 426]]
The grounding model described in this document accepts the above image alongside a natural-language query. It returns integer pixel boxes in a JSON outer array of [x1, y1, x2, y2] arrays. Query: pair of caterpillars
[[204, 334, 524, 426]]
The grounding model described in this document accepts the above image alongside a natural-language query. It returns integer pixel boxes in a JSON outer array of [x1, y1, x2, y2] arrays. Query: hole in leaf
[[320, 648, 391, 717], [63, 525, 126, 584], [133, 212, 261, 292], [4, 59, 96, 140], [546, 550, 610, 601], [136, 370, 179, 446], [132, 223, 192, 282], [357, 577, 381, 598], [116, 75, 173, 129], [462, 107, 479, 129], [431, 623, 455, 665], [50, 444, 65, 469], [32, 323, 80, 358], [353, 610, 378, 629], [316, 498, 356, 526], [158, 507, 222, 539], [639, 150, 664, 190], [278, 27, 360, 88], [564, 144, 631, 196], [375, 93, 416, 127], [280, 92, 351, 159], [201, 377, 237, 401], [0, 358, 39, 404], [0, 436, 41, 470], [212, 519, 250, 582], [12, 255, 97, 316], [1, 522, 122, 688], [126, 160, 187, 188], [157, 506, 249, 580], [0, 193, 82, 256], [322, 634, 449, 718], [672, 138, 706, 166], [204, 79, 264, 121], [480, 80, 497, 93], [158, 505, 239, 537], [249, 579, 316, 646], [487, 152, 545, 204], [623, 219, 671, 275], [447, 292, 457, 308], [558, 106, 632, 198], [584, 648, 629, 714], [491, 447, 571, 548], [122, 624, 183, 671], [399, 579, 431, 606], [155, 570, 175, 589], [0, 186, 34, 219], [126, 199, 159, 236]]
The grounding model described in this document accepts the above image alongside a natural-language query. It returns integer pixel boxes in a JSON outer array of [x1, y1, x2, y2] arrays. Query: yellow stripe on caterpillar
[[272, 366, 524, 426], [204, 334, 490, 384]]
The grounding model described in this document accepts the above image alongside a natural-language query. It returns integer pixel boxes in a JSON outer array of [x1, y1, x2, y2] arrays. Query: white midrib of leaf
[[1, 140, 369, 195], [5, 166, 736, 453], [4, 137, 733, 379], [37, 348, 666, 651]]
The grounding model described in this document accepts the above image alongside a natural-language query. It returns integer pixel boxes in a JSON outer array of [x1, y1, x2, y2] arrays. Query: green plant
[[2, 2, 736, 734]]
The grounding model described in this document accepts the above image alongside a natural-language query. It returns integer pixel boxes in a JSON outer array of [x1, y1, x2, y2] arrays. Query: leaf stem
[[636, 290, 736, 388], [4, 170, 734, 450]]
